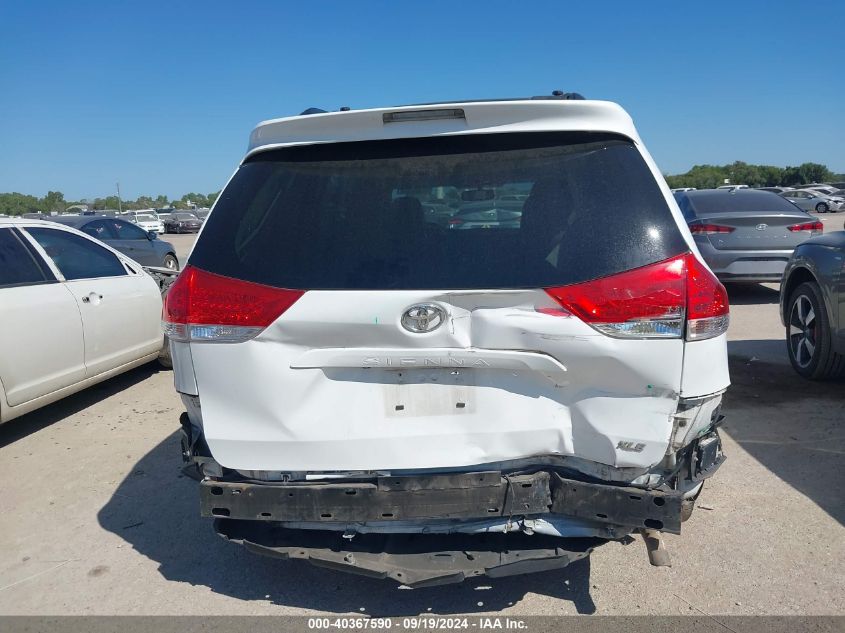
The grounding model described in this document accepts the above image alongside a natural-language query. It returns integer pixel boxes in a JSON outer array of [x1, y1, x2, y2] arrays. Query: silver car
[[780, 189, 844, 213], [675, 189, 822, 282]]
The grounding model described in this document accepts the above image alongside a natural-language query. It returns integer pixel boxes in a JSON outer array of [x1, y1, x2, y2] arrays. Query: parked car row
[[0, 218, 169, 424], [46, 215, 179, 270], [673, 189, 823, 283], [2, 96, 840, 595], [671, 187, 844, 380], [672, 185, 845, 213]]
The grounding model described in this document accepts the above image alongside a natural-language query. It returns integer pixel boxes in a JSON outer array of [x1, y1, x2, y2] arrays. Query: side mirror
[[147, 231, 157, 240]]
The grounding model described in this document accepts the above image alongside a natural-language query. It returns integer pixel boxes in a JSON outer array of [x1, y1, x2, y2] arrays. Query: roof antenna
[[300, 107, 328, 115]]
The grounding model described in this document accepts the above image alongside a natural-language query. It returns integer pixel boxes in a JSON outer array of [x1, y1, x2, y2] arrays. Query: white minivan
[[164, 95, 731, 586]]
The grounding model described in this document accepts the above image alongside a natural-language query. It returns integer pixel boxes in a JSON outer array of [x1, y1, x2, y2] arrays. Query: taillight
[[685, 254, 730, 340], [543, 253, 729, 341], [162, 265, 304, 343], [787, 221, 823, 232], [688, 223, 735, 234], [448, 218, 464, 226]]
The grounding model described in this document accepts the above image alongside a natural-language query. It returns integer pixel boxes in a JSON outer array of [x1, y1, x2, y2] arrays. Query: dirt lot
[[1, 229, 843, 616]]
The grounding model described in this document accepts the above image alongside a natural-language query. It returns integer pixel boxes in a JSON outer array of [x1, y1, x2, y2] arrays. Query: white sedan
[[0, 218, 166, 424]]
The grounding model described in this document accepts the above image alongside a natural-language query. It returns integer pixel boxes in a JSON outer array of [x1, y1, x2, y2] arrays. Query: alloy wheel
[[789, 294, 817, 368]]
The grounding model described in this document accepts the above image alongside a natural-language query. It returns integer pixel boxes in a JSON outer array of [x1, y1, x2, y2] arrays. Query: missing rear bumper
[[201, 429, 725, 534], [199, 430, 725, 582]]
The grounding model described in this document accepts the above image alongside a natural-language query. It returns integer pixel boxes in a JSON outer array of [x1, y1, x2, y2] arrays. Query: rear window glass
[[685, 191, 804, 216], [191, 132, 687, 290]]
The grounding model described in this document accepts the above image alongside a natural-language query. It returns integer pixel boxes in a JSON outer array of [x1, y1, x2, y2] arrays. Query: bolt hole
[[596, 513, 607, 519], [395, 405, 404, 411], [211, 508, 230, 517], [345, 489, 357, 495], [288, 493, 294, 497], [629, 495, 642, 501], [210, 487, 223, 496], [320, 513, 332, 518], [456, 402, 466, 409], [260, 512, 271, 518], [644, 519, 664, 529], [382, 513, 394, 518], [521, 483, 532, 488], [653, 497, 666, 507]]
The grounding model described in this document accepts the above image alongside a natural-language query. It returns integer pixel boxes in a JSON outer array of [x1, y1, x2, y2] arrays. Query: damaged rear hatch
[[177, 132, 696, 474]]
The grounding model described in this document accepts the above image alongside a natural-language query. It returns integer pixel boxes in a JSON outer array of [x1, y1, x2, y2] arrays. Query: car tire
[[163, 253, 179, 270], [815, 202, 828, 213], [158, 334, 173, 369], [786, 281, 845, 380]]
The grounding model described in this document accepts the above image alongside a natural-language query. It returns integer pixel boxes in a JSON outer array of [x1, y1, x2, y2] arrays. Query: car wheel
[[815, 202, 828, 213], [786, 282, 845, 380], [158, 334, 173, 369], [163, 254, 179, 270]]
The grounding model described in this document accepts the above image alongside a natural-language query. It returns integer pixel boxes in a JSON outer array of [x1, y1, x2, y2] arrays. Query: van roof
[[247, 99, 639, 159]]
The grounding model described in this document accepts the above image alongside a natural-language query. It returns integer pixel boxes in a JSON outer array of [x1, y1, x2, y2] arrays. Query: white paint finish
[[680, 333, 731, 396], [62, 274, 163, 377], [292, 347, 568, 374], [0, 283, 85, 407], [0, 219, 166, 423], [192, 290, 686, 472], [247, 100, 639, 157], [171, 341, 198, 395], [183, 100, 730, 475], [0, 352, 159, 424]]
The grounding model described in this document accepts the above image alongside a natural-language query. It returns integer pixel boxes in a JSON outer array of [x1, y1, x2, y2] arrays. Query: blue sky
[[1, 1, 843, 201]]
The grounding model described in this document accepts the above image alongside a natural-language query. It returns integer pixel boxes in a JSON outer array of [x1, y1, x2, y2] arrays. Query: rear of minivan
[[165, 99, 730, 586]]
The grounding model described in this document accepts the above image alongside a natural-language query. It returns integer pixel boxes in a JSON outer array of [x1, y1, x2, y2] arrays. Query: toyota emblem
[[401, 304, 446, 333]]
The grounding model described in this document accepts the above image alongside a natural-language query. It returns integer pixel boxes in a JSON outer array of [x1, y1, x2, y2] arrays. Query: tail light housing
[[787, 221, 823, 232], [688, 223, 735, 234], [543, 253, 729, 341], [162, 265, 304, 343]]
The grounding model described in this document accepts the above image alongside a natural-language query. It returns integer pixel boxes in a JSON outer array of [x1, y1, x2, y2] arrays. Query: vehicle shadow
[[721, 356, 845, 525], [97, 430, 598, 615], [0, 363, 163, 448], [725, 282, 780, 305], [727, 338, 786, 364]]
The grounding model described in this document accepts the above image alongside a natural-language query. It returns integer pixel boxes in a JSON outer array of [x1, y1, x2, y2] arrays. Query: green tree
[[0, 192, 42, 216], [92, 196, 121, 210], [42, 190, 66, 213], [797, 163, 833, 184]]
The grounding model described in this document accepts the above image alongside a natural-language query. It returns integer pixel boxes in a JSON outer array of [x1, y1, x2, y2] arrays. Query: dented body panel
[[171, 97, 731, 582], [192, 289, 686, 473]]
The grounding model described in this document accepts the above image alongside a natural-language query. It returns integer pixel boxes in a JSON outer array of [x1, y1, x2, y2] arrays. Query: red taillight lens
[[688, 223, 735, 234], [787, 221, 823, 232], [685, 254, 730, 340], [162, 265, 304, 343], [543, 253, 729, 341], [448, 218, 464, 226]]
